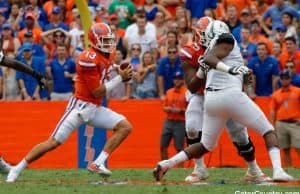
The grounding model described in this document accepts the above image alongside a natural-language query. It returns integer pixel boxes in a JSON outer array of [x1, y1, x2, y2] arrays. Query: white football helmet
[[204, 20, 230, 47]]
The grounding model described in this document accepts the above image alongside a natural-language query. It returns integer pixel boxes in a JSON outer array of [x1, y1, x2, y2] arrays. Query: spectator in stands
[[0, 12, 6, 30], [281, 11, 298, 42], [18, 3, 48, 30], [69, 13, 84, 56], [107, 49, 128, 100], [143, 0, 171, 21], [159, 31, 178, 57], [1, 23, 20, 58], [160, 71, 187, 163], [262, 0, 300, 33], [223, 0, 251, 17], [17, 30, 46, 60], [107, 14, 125, 38], [284, 60, 300, 87], [134, 51, 157, 99], [17, 12, 43, 44], [232, 8, 252, 43], [270, 70, 300, 167], [157, 46, 182, 100], [176, 17, 192, 47], [238, 27, 257, 66], [185, 0, 216, 26], [158, 0, 182, 18], [127, 43, 142, 72], [224, 5, 240, 32], [247, 42, 280, 98], [108, 0, 136, 29], [41, 28, 71, 63], [271, 40, 282, 60], [44, 6, 69, 31], [153, 10, 168, 49], [72, 32, 85, 61], [123, 16, 158, 59], [279, 36, 300, 73], [203, 8, 216, 19], [109, 23, 127, 59], [43, 0, 74, 24], [16, 42, 48, 100], [1, 66, 21, 100], [6, 3, 22, 33], [274, 24, 288, 53], [94, 5, 108, 23], [249, 20, 273, 53], [47, 44, 76, 100], [0, 0, 10, 19]]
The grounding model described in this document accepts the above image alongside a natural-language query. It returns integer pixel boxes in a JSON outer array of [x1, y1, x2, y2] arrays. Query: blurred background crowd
[[0, 0, 300, 101]]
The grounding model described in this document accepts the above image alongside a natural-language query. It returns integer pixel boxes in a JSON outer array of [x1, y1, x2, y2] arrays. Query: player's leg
[[288, 121, 300, 166], [226, 119, 271, 182], [184, 94, 208, 181], [0, 156, 12, 174], [224, 89, 294, 181], [276, 121, 291, 166], [87, 106, 132, 176], [160, 119, 173, 160], [153, 96, 226, 181], [6, 97, 84, 182]]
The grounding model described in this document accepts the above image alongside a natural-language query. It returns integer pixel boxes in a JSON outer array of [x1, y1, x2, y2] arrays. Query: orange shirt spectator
[[249, 20, 272, 53], [163, 72, 187, 121], [18, 13, 42, 44], [279, 37, 300, 73], [270, 76, 300, 122], [157, 0, 184, 18], [223, 0, 251, 17]]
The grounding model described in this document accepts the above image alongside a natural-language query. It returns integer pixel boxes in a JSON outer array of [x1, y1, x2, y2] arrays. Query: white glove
[[228, 65, 250, 75], [0, 50, 4, 63], [196, 67, 205, 79]]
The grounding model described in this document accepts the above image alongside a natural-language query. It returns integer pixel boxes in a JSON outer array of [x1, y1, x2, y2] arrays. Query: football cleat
[[153, 160, 170, 181], [87, 162, 112, 177], [185, 166, 209, 182], [6, 167, 20, 183], [0, 157, 12, 174], [273, 169, 295, 182], [245, 168, 272, 183]]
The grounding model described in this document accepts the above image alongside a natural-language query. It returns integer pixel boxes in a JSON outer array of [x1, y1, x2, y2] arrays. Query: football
[[119, 62, 131, 82], [120, 62, 130, 70]]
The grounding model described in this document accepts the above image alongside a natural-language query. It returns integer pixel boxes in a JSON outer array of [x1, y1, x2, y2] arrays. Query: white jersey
[[205, 35, 244, 90]]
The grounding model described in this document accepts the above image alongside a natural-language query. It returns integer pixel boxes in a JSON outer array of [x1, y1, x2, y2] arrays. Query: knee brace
[[233, 137, 255, 162], [186, 131, 202, 146]]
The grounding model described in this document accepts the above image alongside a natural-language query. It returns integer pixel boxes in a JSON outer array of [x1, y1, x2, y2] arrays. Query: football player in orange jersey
[[163, 17, 271, 183], [5, 23, 133, 182]]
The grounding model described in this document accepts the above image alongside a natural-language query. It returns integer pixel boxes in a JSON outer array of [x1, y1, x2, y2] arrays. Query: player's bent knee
[[46, 138, 61, 150], [233, 137, 255, 162], [186, 131, 202, 145], [115, 119, 132, 135], [263, 130, 279, 148]]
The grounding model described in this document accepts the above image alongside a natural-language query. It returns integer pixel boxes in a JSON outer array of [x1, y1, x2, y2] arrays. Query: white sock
[[195, 157, 206, 168], [94, 150, 109, 165], [14, 159, 28, 172], [247, 160, 259, 170], [268, 147, 282, 171], [168, 151, 189, 168]]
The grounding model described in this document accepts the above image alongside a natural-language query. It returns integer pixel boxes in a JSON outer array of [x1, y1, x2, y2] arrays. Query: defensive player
[[154, 19, 294, 182], [5, 23, 133, 182], [180, 17, 270, 183]]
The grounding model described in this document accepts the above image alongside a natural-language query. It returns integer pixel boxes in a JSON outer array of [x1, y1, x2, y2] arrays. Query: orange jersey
[[164, 85, 187, 121], [270, 85, 300, 121], [179, 42, 206, 95], [74, 48, 114, 105]]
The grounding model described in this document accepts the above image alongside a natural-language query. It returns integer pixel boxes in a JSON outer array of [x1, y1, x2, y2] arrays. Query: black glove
[[33, 71, 47, 89], [228, 65, 251, 75]]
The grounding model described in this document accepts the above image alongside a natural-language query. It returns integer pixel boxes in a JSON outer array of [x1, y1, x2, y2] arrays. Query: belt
[[206, 87, 221, 92], [279, 119, 297, 123]]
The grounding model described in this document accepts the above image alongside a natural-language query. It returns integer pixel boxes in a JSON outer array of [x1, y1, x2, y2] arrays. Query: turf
[[0, 168, 299, 194]]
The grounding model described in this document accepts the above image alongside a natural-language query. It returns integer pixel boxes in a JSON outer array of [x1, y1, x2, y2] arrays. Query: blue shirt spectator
[[44, 6, 69, 31], [248, 43, 280, 96], [48, 57, 76, 94], [0, 0, 10, 19], [16, 43, 48, 100], [157, 47, 183, 99], [19, 5, 49, 30], [185, 0, 217, 19], [263, 2, 300, 31]]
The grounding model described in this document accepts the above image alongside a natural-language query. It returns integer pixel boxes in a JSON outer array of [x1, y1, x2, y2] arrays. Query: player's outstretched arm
[[0, 51, 47, 89]]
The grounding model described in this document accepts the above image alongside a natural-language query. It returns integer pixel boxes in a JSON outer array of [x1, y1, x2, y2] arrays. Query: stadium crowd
[[0, 0, 299, 101]]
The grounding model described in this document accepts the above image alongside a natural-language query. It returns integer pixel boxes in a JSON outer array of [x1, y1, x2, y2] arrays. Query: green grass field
[[0, 168, 299, 194]]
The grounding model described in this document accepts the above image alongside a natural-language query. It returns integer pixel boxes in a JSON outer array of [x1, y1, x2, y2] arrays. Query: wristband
[[104, 75, 122, 93], [216, 61, 230, 73]]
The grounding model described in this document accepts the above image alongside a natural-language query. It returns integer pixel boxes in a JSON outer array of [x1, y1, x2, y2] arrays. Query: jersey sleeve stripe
[[180, 48, 192, 59], [79, 61, 97, 67]]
